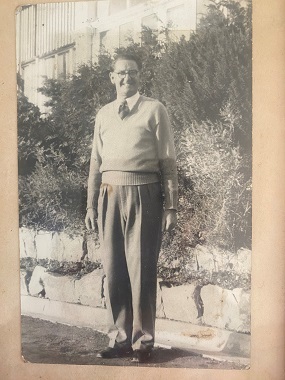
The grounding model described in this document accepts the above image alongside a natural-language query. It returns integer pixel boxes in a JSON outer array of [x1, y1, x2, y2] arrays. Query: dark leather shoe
[[131, 349, 152, 363], [97, 346, 133, 359]]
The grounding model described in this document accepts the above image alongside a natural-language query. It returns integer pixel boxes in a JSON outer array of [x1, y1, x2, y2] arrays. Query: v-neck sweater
[[87, 95, 178, 210]]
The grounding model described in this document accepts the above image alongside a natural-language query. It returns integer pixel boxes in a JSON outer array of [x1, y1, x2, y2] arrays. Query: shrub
[[18, 0, 252, 253], [179, 109, 251, 250], [151, 0, 252, 250], [19, 55, 115, 232], [17, 91, 48, 175], [19, 31, 163, 232], [152, 0, 252, 153]]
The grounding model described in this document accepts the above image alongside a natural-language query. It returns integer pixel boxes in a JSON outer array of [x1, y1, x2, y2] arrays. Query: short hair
[[111, 54, 142, 72]]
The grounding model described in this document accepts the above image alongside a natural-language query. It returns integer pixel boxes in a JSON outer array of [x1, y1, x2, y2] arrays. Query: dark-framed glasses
[[114, 70, 139, 79]]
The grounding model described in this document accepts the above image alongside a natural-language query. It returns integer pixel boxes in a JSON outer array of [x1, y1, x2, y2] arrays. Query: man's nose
[[124, 72, 133, 79], [123, 74, 133, 82]]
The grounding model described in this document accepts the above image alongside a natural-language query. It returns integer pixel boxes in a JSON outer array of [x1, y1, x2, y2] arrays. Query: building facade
[[16, 0, 210, 109]]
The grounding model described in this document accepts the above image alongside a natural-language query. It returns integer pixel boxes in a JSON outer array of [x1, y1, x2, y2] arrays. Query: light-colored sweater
[[87, 95, 178, 210]]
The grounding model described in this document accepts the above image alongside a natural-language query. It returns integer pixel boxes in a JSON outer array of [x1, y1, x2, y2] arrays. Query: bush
[[19, 31, 163, 233], [150, 0, 252, 250], [152, 0, 252, 153], [19, 55, 115, 232], [19, 149, 86, 232], [17, 91, 48, 175], [18, 0, 252, 252], [179, 110, 251, 250]]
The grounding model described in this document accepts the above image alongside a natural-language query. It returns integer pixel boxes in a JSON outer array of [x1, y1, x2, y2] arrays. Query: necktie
[[118, 100, 129, 119]]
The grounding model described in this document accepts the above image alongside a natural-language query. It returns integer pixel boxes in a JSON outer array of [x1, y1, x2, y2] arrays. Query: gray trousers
[[98, 182, 163, 351]]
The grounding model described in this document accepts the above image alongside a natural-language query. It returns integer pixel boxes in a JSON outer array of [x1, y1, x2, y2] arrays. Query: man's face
[[109, 59, 140, 99]]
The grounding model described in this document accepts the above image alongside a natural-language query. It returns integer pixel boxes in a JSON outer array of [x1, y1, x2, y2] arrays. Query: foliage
[[19, 56, 115, 232], [150, 0, 252, 250], [20, 257, 101, 279], [157, 264, 251, 290], [17, 91, 47, 175], [114, 26, 168, 97], [18, 30, 163, 232], [179, 108, 251, 250], [38, 54, 115, 172], [19, 150, 86, 232], [152, 0, 252, 152], [18, 0, 252, 253]]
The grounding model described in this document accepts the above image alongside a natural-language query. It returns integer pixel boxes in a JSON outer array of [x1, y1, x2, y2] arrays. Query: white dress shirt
[[116, 92, 140, 112]]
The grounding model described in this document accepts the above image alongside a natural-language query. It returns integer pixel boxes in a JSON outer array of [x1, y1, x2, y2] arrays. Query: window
[[142, 13, 158, 30], [22, 62, 37, 104], [167, 5, 191, 40], [142, 13, 158, 44], [45, 56, 56, 79], [167, 5, 189, 29], [119, 22, 135, 47], [57, 52, 67, 79], [100, 30, 109, 51], [100, 30, 119, 53]]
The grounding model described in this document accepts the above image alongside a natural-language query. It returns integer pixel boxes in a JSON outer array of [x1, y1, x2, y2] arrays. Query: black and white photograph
[[17, 0, 252, 369]]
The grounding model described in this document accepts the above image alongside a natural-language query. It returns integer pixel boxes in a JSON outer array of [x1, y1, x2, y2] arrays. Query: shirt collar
[[117, 92, 140, 112]]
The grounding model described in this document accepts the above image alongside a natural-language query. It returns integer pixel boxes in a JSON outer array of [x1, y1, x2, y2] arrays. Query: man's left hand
[[162, 209, 177, 232]]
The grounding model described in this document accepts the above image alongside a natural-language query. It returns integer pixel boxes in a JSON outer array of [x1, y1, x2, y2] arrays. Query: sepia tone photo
[[17, 0, 252, 369]]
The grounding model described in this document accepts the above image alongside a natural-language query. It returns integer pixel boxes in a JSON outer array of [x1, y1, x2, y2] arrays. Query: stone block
[[44, 273, 78, 304], [201, 284, 243, 331], [228, 249, 251, 275], [194, 245, 251, 276], [194, 245, 215, 272], [75, 269, 104, 307], [35, 231, 53, 260], [29, 265, 47, 296], [86, 234, 101, 262], [49, 232, 65, 261], [19, 228, 37, 258], [156, 279, 166, 318], [161, 284, 199, 323], [237, 248, 251, 274], [211, 248, 235, 272], [59, 232, 84, 262], [232, 288, 251, 333], [33, 231, 84, 263], [20, 270, 29, 295]]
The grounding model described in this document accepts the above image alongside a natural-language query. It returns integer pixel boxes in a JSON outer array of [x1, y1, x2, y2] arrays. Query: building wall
[[16, 0, 207, 110], [16, 2, 97, 111]]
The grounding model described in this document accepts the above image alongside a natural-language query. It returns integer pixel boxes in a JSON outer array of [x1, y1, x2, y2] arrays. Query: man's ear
[[109, 71, 115, 84]]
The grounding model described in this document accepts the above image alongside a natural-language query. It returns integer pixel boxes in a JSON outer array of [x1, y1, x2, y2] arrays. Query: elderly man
[[85, 53, 178, 363]]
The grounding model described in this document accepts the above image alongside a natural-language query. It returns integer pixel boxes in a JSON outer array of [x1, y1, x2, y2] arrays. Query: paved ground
[[21, 316, 247, 369]]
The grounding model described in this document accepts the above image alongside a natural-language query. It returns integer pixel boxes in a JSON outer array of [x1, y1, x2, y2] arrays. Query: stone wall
[[20, 227, 251, 334]]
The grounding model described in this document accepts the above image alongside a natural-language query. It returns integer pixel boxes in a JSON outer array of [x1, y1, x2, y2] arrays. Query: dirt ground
[[21, 316, 247, 369]]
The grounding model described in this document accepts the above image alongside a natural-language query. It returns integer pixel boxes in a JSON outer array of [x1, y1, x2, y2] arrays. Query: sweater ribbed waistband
[[101, 171, 159, 186]]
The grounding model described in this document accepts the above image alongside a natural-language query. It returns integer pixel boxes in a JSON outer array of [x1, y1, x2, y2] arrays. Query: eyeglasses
[[114, 70, 139, 79]]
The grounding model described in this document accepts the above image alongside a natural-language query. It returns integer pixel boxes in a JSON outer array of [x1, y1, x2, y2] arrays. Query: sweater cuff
[[164, 189, 178, 210]]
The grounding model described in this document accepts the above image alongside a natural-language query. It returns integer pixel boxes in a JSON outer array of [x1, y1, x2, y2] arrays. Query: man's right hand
[[85, 208, 98, 231]]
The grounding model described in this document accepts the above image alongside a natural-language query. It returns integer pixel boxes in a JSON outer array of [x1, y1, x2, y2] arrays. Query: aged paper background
[[0, 0, 284, 379]]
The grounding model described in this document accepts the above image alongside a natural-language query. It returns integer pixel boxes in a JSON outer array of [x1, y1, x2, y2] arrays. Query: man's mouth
[[121, 80, 134, 86]]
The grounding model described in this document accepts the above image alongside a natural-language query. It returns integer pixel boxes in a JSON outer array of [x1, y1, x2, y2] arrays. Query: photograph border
[[0, 0, 285, 378]]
